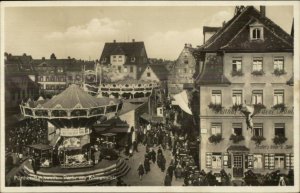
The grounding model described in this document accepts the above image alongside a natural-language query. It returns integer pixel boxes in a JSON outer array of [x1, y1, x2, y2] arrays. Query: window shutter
[[285, 154, 290, 169], [269, 154, 275, 170], [227, 154, 231, 168], [264, 154, 269, 169], [248, 154, 254, 169], [206, 153, 212, 168], [223, 153, 228, 167]]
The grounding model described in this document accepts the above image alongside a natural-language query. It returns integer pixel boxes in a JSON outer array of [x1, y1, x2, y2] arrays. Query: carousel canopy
[[38, 84, 119, 109]]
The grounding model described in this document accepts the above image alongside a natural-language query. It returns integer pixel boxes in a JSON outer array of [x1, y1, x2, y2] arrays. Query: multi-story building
[[99, 39, 149, 80], [196, 6, 294, 179], [168, 44, 197, 96], [33, 54, 95, 97], [4, 53, 40, 125]]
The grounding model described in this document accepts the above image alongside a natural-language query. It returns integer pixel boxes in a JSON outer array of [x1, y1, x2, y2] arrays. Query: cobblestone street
[[122, 144, 184, 186]]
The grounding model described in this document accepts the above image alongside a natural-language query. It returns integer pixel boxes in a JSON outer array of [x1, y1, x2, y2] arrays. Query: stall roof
[[101, 133, 117, 137], [28, 144, 53, 151], [140, 113, 164, 123]]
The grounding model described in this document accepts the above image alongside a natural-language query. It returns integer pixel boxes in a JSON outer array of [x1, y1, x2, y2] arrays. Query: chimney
[[42, 57, 45, 61], [132, 39, 135, 42], [260, 6, 266, 18], [222, 21, 226, 27], [113, 40, 116, 43]]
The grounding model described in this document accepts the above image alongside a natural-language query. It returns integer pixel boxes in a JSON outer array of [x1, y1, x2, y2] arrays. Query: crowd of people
[[128, 119, 200, 186], [5, 118, 48, 168]]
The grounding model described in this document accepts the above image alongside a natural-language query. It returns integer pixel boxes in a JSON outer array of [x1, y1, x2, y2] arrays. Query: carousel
[[20, 84, 122, 169]]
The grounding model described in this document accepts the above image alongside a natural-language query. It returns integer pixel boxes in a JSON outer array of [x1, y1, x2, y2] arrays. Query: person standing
[[167, 164, 174, 180], [161, 154, 166, 172], [133, 140, 138, 152], [137, 162, 145, 181], [144, 155, 151, 174], [164, 173, 172, 186], [150, 148, 156, 163]]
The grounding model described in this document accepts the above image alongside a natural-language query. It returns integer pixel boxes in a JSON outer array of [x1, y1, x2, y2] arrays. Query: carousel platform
[[18, 158, 130, 185]]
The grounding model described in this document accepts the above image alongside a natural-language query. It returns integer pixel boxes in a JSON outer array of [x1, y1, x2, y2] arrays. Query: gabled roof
[[100, 41, 148, 65], [149, 64, 169, 81], [202, 6, 293, 52]]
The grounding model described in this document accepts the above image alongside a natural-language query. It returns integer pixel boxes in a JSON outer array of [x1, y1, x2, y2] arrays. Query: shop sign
[[254, 144, 293, 150], [61, 128, 88, 136], [210, 108, 293, 115]]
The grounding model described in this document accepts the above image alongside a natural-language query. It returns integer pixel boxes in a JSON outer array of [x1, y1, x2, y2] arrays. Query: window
[[232, 90, 242, 105], [178, 69, 181, 73], [118, 55, 122, 62], [252, 57, 263, 72], [252, 90, 263, 105], [274, 56, 284, 70], [274, 123, 285, 137], [250, 25, 263, 40], [39, 76, 43, 82], [211, 123, 222, 135], [118, 66, 122, 73], [124, 67, 128, 73], [46, 76, 49, 82], [184, 68, 187, 73], [253, 154, 263, 169], [252, 28, 261, 39], [275, 154, 285, 169], [147, 72, 151, 77], [206, 153, 222, 169], [130, 66, 134, 73], [232, 123, 243, 136], [131, 57, 135, 62], [253, 123, 263, 137], [273, 90, 284, 105], [211, 90, 221, 105], [113, 55, 117, 62], [232, 57, 242, 72], [57, 67, 63, 73], [285, 154, 294, 169]]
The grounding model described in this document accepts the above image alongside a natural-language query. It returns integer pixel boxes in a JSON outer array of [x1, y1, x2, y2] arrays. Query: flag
[[240, 104, 254, 130], [173, 90, 192, 115]]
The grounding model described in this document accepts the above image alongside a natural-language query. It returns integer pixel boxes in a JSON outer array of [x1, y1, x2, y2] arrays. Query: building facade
[[99, 39, 149, 80], [196, 6, 294, 179]]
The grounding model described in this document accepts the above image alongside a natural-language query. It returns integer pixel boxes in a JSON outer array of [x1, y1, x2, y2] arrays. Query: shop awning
[[140, 113, 164, 123], [28, 143, 53, 151], [227, 145, 250, 152]]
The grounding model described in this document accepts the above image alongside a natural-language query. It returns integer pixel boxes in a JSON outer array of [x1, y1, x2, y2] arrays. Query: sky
[[4, 6, 293, 61]]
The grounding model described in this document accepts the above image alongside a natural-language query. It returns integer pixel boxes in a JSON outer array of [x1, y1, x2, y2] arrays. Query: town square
[[1, 2, 298, 191]]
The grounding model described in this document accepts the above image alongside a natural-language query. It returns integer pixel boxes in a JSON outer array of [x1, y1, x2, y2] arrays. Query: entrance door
[[233, 154, 243, 177]]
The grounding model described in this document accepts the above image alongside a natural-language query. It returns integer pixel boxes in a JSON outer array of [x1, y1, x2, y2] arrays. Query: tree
[[50, 53, 56, 60]]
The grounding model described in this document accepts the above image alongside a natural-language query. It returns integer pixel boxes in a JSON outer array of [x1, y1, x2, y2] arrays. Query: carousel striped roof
[[40, 84, 119, 109]]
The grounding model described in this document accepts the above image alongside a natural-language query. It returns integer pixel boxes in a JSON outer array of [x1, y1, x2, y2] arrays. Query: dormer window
[[131, 57, 136, 62], [250, 22, 264, 41]]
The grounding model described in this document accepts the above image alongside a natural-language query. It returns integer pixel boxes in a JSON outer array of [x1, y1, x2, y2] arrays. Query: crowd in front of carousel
[[5, 119, 48, 167]]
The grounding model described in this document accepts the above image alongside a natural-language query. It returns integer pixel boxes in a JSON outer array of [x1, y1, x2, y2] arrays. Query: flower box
[[251, 70, 265, 76], [231, 104, 243, 111], [208, 103, 223, 113], [272, 103, 286, 112], [229, 134, 245, 143], [208, 134, 223, 144], [273, 69, 286, 76], [231, 70, 244, 77], [251, 135, 266, 145], [273, 135, 287, 145], [253, 103, 266, 110]]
